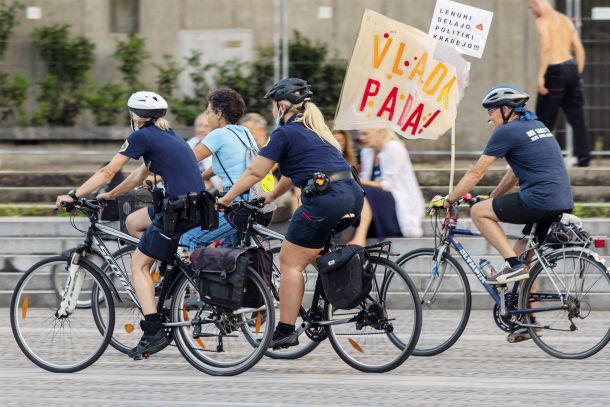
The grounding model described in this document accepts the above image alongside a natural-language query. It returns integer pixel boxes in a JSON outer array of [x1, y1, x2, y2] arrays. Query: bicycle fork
[[56, 251, 86, 318], [421, 243, 450, 305]]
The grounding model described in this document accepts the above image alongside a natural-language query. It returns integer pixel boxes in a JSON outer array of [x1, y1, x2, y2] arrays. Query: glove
[[428, 195, 448, 213]]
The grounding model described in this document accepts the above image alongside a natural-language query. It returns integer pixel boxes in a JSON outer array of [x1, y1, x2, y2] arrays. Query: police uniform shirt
[[259, 115, 350, 187], [119, 124, 204, 198]]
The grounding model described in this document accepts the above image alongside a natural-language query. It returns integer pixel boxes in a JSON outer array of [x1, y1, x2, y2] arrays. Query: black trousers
[[535, 61, 591, 166]]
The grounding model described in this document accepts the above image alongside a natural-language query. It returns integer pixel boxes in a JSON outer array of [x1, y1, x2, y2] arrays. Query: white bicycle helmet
[[127, 91, 168, 119], [481, 86, 529, 109]]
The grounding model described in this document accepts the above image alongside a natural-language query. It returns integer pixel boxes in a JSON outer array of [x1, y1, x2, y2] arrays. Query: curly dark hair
[[207, 88, 246, 124]]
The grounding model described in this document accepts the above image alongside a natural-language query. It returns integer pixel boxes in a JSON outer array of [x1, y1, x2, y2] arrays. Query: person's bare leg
[[349, 198, 372, 246], [278, 240, 321, 325], [130, 249, 157, 315], [471, 199, 516, 258], [126, 207, 152, 239]]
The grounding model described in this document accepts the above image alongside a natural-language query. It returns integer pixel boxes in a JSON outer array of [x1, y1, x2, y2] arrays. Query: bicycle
[[10, 198, 275, 375], [398, 194, 610, 359], [230, 199, 423, 373]]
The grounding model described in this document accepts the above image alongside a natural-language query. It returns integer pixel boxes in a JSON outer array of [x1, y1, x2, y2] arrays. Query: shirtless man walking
[[528, 0, 591, 167]]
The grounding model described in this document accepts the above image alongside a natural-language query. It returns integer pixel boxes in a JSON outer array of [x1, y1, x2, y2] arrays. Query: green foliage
[[113, 33, 150, 91], [0, 0, 24, 60], [30, 74, 85, 126], [0, 205, 56, 216], [31, 24, 95, 125], [168, 51, 214, 126], [154, 54, 182, 99], [32, 24, 95, 85], [0, 71, 28, 124], [84, 81, 127, 126]]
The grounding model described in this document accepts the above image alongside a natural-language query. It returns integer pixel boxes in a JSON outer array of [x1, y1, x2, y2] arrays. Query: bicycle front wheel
[[520, 248, 610, 359], [10, 255, 114, 373], [171, 267, 275, 376], [327, 256, 422, 373], [397, 248, 471, 356]]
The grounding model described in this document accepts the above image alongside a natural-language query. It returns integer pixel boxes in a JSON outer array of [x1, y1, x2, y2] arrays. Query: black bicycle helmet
[[481, 86, 529, 109], [264, 78, 313, 104]]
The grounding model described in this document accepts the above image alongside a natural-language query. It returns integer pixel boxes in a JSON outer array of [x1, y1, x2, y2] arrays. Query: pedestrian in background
[[529, 0, 591, 167], [350, 128, 424, 246]]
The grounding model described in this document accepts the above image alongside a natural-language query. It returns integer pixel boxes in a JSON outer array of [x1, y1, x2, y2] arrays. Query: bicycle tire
[[170, 266, 275, 376], [520, 248, 610, 359], [91, 244, 157, 355], [327, 256, 422, 373], [10, 255, 115, 373], [257, 246, 321, 360], [396, 248, 472, 356]]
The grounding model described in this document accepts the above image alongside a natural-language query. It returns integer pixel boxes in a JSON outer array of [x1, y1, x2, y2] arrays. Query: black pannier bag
[[316, 245, 374, 310], [242, 248, 273, 308], [190, 247, 250, 310]]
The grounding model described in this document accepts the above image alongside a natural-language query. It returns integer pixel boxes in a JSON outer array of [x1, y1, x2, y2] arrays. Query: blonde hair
[[132, 113, 171, 131], [378, 127, 399, 146], [279, 100, 341, 151]]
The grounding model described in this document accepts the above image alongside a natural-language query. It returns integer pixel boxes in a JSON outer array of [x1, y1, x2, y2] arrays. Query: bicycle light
[[595, 239, 606, 249]]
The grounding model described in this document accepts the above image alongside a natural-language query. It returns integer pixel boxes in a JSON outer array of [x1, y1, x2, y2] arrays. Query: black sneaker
[[487, 263, 529, 285], [269, 331, 299, 350], [128, 320, 169, 360]]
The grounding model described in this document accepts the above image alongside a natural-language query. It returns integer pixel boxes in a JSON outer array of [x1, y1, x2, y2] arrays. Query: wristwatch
[[67, 189, 78, 200]]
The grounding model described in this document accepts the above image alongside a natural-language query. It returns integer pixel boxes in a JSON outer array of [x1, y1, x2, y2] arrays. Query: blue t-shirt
[[483, 120, 574, 211], [259, 115, 350, 187], [119, 124, 204, 199], [203, 124, 257, 191]]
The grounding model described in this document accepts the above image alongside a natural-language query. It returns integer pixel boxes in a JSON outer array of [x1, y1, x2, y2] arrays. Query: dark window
[[111, 0, 139, 33]]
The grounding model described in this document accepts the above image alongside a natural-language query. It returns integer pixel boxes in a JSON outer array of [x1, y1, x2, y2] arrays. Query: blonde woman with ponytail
[[57, 91, 205, 360], [218, 78, 364, 350]]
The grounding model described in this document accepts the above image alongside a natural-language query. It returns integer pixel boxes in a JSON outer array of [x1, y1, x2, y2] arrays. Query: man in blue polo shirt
[[430, 85, 573, 285]]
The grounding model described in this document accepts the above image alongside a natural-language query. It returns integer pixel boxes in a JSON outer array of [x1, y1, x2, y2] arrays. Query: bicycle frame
[[434, 213, 568, 318]]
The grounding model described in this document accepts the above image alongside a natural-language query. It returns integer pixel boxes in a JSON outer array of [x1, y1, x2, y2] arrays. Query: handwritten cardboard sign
[[334, 9, 468, 140], [429, 0, 493, 59]]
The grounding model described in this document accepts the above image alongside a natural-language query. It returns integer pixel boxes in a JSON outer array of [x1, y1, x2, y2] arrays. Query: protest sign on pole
[[428, 0, 493, 192], [429, 0, 494, 59], [334, 9, 469, 141]]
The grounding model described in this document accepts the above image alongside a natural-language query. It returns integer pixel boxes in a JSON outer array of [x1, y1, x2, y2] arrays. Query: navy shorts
[[492, 193, 568, 243], [286, 179, 364, 249], [138, 205, 198, 261]]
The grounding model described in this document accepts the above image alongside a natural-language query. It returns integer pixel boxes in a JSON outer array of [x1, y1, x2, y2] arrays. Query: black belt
[[327, 170, 353, 183]]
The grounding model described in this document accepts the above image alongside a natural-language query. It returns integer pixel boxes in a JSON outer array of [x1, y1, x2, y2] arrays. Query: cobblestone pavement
[[1, 309, 610, 407]]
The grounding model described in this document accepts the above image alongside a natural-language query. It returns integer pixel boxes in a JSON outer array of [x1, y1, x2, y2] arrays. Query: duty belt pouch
[[162, 198, 180, 236], [190, 247, 250, 310], [316, 245, 374, 310], [151, 187, 164, 213], [198, 191, 219, 230], [242, 248, 272, 308]]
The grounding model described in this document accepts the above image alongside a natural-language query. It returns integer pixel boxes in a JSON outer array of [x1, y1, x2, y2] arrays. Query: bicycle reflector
[[595, 239, 606, 249]]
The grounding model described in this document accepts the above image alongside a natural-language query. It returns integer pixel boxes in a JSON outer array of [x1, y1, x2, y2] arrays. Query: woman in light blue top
[[180, 88, 258, 250]]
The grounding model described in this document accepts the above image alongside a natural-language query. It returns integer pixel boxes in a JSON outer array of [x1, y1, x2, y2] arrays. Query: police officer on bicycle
[[56, 91, 204, 359], [217, 78, 365, 348], [430, 85, 574, 286]]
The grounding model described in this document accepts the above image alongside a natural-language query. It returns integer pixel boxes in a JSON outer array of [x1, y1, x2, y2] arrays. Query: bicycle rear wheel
[[91, 244, 151, 354], [520, 248, 610, 359], [327, 256, 421, 373], [10, 255, 114, 373], [397, 248, 471, 356], [171, 267, 275, 376]]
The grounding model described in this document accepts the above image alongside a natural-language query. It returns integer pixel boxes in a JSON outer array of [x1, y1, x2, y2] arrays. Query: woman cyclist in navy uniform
[[55, 91, 204, 359], [218, 78, 364, 348]]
